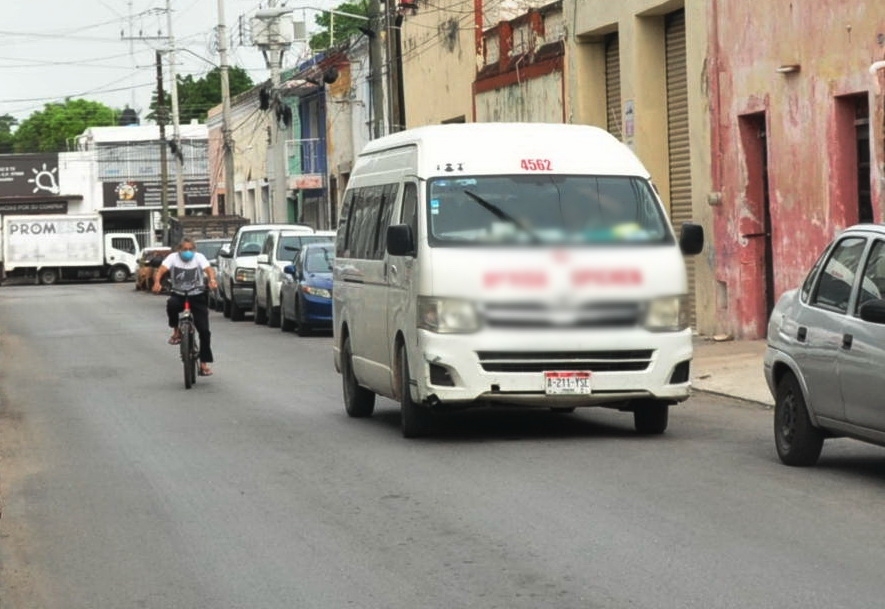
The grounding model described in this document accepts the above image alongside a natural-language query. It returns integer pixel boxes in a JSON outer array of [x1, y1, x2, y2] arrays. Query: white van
[[332, 123, 704, 438]]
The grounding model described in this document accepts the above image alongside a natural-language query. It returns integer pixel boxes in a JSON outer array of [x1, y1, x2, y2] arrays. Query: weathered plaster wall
[[564, 0, 716, 335], [400, 0, 478, 126], [711, 0, 885, 337], [475, 71, 563, 122]]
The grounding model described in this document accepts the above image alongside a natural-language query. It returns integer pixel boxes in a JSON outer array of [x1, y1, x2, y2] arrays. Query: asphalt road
[[2, 282, 885, 609]]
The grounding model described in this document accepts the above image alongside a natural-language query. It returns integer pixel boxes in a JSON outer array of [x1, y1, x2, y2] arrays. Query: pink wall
[[708, 0, 885, 338]]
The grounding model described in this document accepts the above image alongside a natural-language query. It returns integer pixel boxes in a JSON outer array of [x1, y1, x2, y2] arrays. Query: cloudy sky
[[0, 0, 335, 126]]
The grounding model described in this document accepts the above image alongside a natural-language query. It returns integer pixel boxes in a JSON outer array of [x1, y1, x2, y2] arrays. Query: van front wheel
[[399, 347, 434, 438], [342, 336, 375, 418], [633, 399, 669, 435]]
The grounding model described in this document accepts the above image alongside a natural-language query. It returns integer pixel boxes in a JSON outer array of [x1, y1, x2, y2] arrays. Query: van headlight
[[418, 297, 481, 333], [644, 295, 688, 332]]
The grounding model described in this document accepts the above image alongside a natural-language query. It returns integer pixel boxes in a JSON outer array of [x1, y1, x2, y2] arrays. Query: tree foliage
[[0, 114, 17, 154], [310, 0, 370, 51], [148, 66, 254, 124], [13, 99, 117, 153]]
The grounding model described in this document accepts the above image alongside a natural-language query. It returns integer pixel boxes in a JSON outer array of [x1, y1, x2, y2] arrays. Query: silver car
[[764, 224, 885, 466]]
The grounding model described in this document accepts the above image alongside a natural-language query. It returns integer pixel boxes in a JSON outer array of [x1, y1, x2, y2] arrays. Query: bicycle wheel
[[181, 323, 195, 389]]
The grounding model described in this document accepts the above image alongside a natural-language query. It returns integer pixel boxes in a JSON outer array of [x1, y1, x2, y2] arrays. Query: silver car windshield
[[426, 175, 673, 246]]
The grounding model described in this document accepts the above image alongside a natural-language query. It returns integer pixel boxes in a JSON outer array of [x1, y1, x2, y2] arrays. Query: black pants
[[167, 291, 213, 363]]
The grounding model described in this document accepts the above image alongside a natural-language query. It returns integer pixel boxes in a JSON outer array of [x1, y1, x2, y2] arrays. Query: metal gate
[[605, 33, 622, 140], [665, 9, 696, 328]]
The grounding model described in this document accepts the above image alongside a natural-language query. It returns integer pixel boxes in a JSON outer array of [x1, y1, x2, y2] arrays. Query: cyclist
[[152, 237, 218, 376]]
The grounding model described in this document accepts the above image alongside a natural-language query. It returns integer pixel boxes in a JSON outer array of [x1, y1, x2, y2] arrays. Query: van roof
[[358, 122, 649, 178]]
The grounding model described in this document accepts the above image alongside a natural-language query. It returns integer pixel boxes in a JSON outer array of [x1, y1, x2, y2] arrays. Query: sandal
[[199, 366, 213, 377], [168, 335, 181, 345]]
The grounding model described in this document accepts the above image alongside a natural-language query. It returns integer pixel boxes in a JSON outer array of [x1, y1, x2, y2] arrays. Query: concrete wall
[[564, 0, 716, 336], [710, 0, 885, 337], [400, 0, 477, 126]]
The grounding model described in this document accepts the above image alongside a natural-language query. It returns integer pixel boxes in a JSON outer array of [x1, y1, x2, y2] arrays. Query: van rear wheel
[[342, 336, 375, 417]]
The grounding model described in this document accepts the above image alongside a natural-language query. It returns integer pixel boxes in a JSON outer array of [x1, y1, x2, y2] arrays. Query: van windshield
[[426, 175, 673, 246]]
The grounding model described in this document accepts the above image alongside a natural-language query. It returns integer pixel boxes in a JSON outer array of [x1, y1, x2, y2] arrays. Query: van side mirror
[[387, 224, 415, 257], [257, 253, 269, 265], [859, 299, 885, 324], [679, 223, 704, 256], [218, 244, 232, 258]]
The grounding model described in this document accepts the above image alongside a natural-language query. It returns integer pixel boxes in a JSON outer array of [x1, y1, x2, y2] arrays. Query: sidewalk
[[691, 337, 773, 407]]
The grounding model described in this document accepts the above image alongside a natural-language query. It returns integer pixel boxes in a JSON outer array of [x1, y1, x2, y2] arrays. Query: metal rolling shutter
[[605, 33, 621, 140], [665, 9, 696, 328]]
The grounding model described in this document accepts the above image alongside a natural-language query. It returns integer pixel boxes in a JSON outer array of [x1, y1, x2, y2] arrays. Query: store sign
[[290, 174, 324, 190], [0, 154, 61, 197], [0, 200, 68, 215], [102, 180, 211, 208]]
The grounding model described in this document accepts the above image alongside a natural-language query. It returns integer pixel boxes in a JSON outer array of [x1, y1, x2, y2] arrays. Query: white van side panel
[[336, 145, 418, 398]]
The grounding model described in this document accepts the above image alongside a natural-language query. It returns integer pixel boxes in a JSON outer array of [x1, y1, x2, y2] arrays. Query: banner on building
[[103, 180, 211, 208], [0, 200, 68, 215], [0, 154, 61, 197]]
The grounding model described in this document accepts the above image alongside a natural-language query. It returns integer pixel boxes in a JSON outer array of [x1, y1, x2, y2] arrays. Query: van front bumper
[[414, 328, 693, 408]]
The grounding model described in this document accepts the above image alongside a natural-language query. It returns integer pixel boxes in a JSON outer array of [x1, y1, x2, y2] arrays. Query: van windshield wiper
[[462, 190, 540, 244]]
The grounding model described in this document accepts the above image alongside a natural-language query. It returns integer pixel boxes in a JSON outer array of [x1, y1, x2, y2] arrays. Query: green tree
[[148, 66, 254, 124], [0, 114, 17, 154], [13, 99, 117, 153], [310, 0, 370, 51]]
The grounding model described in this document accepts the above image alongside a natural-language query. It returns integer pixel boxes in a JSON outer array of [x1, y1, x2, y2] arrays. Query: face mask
[[180, 250, 195, 262]]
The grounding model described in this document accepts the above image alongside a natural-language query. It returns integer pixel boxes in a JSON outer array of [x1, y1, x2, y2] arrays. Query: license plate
[[544, 371, 592, 395]]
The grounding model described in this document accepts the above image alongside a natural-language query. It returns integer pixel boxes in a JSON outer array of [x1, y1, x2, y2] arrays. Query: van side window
[[401, 182, 418, 240], [351, 186, 382, 259], [337, 190, 354, 257], [374, 183, 399, 259]]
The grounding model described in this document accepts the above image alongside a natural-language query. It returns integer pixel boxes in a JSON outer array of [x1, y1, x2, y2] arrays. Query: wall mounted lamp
[[776, 64, 801, 74]]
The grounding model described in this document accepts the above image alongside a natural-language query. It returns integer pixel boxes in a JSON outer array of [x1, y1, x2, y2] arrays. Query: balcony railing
[[285, 138, 325, 176]]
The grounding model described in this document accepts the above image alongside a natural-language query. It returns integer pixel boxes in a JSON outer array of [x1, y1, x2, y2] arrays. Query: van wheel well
[[393, 332, 406, 401]]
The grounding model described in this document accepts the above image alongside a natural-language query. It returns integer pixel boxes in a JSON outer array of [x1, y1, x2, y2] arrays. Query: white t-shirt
[[161, 251, 211, 293]]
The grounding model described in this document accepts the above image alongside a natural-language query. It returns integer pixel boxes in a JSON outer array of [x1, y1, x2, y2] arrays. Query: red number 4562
[[520, 158, 553, 171]]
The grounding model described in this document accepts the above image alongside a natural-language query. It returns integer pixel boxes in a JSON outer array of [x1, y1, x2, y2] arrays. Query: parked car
[[216, 224, 312, 321], [134, 246, 172, 292], [765, 223, 885, 466], [280, 242, 334, 335], [255, 229, 335, 327], [194, 238, 230, 310]]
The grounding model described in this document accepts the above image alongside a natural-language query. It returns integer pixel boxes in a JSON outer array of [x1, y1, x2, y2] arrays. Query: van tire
[[253, 294, 267, 325], [399, 347, 434, 438], [342, 336, 375, 417], [222, 293, 232, 318], [280, 293, 295, 331], [633, 399, 669, 435]]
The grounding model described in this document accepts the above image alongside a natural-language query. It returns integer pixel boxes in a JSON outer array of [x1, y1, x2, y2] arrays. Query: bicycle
[[177, 291, 201, 389]]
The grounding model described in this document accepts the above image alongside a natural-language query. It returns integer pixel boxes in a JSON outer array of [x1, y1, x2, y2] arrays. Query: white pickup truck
[[216, 223, 313, 321]]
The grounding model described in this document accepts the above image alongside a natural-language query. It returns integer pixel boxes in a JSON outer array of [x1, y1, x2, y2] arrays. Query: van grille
[[476, 350, 653, 373], [482, 301, 642, 329]]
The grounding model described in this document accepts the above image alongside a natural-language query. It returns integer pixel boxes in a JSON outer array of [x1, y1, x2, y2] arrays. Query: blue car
[[280, 242, 334, 335]]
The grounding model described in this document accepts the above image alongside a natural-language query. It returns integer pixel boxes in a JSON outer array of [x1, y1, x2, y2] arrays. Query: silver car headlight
[[418, 296, 481, 333], [644, 295, 688, 332], [235, 267, 255, 283]]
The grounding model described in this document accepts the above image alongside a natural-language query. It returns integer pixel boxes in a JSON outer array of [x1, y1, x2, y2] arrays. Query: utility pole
[[166, 0, 186, 217], [368, 0, 386, 137], [253, 2, 293, 223], [217, 0, 237, 216], [156, 51, 171, 245]]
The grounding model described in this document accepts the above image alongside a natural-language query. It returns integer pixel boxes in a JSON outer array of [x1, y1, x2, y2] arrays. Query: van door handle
[[389, 264, 398, 279], [842, 333, 853, 350], [797, 327, 807, 342]]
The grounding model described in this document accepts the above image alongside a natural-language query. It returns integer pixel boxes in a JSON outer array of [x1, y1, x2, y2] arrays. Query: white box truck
[[0, 214, 139, 285]]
